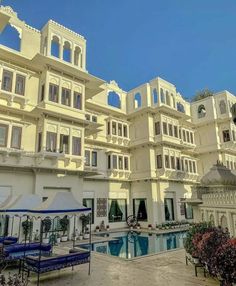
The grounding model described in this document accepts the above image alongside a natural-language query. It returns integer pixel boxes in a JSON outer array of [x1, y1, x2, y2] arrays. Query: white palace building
[[0, 6, 235, 237]]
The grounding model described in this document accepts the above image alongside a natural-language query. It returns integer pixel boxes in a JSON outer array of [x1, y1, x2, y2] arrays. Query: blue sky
[[2, 0, 236, 99]]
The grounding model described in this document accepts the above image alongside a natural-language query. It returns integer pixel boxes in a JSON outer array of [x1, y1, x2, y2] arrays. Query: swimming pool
[[81, 231, 186, 259]]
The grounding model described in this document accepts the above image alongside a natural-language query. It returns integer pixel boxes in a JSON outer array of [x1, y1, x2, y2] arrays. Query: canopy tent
[[0, 194, 42, 217], [28, 192, 91, 219]]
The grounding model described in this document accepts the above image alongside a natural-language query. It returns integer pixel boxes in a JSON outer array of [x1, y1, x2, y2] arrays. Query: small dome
[[201, 161, 236, 186]]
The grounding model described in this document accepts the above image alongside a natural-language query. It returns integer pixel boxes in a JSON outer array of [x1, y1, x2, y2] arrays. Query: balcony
[[107, 169, 131, 179], [156, 168, 199, 182], [220, 141, 236, 153], [106, 135, 130, 147], [154, 134, 181, 148], [0, 147, 25, 162], [0, 90, 29, 109]]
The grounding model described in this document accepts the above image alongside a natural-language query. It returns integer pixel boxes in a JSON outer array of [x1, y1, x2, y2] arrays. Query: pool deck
[[27, 247, 218, 286]]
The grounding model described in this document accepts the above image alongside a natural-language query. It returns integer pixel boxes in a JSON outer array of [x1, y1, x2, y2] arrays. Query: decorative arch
[[108, 91, 121, 109], [63, 41, 71, 62], [0, 24, 21, 51], [51, 35, 60, 58], [134, 92, 142, 109], [219, 100, 226, 114], [74, 46, 82, 67], [152, 88, 158, 104], [198, 104, 206, 118], [166, 91, 171, 106], [209, 214, 215, 225], [220, 215, 228, 229], [177, 102, 185, 113], [160, 88, 165, 103]]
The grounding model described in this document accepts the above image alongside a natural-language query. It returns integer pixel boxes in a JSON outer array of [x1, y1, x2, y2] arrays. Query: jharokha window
[[61, 88, 71, 106], [2, 70, 13, 92], [72, 136, 81, 156], [0, 124, 8, 147], [49, 83, 59, 103], [11, 126, 22, 149], [46, 132, 57, 152], [59, 134, 69, 154], [15, 75, 26, 96], [73, 92, 82, 109]]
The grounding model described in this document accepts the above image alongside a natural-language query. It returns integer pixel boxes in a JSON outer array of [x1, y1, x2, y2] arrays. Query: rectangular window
[[193, 161, 196, 173], [15, 74, 26, 96], [85, 150, 90, 166], [168, 124, 173, 136], [72, 136, 81, 156], [155, 122, 160, 135], [0, 124, 8, 147], [46, 132, 57, 152], [184, 203, 193, 219], [176, 157, 181, 170], [223, 130, 230, 142], [112, 122, 117, 135], [92, 151, 97, 167], [124, 157, 129, 170], [85, 114, 90, 121], [179, 129, 182, 139], [107, 122, 110, 135], [49, 83, 59, 103], [170, 156, 175, 169], [165, 155, 170, 168], [113, 155, 117, 169], [83, 198, 94, 224], [118, 156, 123, 169], [174, 126, 178, 138], [108, 199, 127, 222], [2, 70, 13, 92], [232, 130, 236, 141], [11, 126, 22, 149], [133, 199, 147, 221], [190, 132, 194, 144], [156, 155, 162, 169], [123, 125, 128, 137], [183, 130, 186, 142], [181, 159, 184, 171], [61, 88, 71, 106], [59, 134, 69, 154], [189, 161, 192, 173], [185, 160, 189, 172], [73, 92, 82, 109], [108, 155, 111, 169], [163, 122, 167, 135], [186, 131, 190, 143], [164, 198, 175, 221], [118, 123, 122, 136]]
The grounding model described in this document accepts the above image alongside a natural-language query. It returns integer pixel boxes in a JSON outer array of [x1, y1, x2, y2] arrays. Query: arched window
[[0, 24, 21, 51], [209, 214, 215, 225], [166, 91, 171, 106], [51, 35, 60, 58], [160, 88, 165, 103], [177, 102, 185, 113], [198, 104, 206, 118], [74, 46, 81, 66], [134, 92, 142, 108], [219, 100, 226, 114], [63, 41, 71, 62], [152, 88, 158, 104], [108, 91, 121, 109], [220, 215, 228, 229]]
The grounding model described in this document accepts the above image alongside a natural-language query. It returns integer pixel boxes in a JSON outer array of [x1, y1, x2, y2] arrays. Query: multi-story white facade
[[0, 6, 234, 236]]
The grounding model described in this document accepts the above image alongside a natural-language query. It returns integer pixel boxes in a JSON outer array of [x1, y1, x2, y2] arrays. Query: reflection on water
[[83, 231, 186, 259]]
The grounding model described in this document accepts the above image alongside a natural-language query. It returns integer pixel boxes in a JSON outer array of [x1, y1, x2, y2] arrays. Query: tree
[[192, 88, 214, 102]]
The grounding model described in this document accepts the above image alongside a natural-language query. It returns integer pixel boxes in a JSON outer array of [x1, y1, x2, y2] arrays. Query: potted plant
[[148, 224, 152, 230], [106, 225, 110, 231], [136, 223, 141, 230], [34, 229, 40, 242], [83, 227, 90, 239], [80, 214, 90, 236], [95, 225, 100, 232], [60, 216, 69, 242], [42, 218, 52, 244], [56, 233, 61, 244], [22, 220, 33, 242]]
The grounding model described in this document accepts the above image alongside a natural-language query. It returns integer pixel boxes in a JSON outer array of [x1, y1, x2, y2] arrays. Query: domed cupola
[[201, 161, 236, 186]]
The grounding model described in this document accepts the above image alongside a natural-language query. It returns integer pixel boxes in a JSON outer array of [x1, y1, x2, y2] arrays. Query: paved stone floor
[[28, 249, 218, 286]]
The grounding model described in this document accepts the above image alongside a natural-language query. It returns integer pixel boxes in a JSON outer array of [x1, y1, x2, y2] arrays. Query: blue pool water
[[81, 231, 186, 259]]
